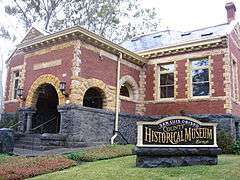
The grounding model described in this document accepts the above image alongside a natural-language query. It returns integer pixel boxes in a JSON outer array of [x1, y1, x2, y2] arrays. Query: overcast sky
[[142, 0, 240, 31]]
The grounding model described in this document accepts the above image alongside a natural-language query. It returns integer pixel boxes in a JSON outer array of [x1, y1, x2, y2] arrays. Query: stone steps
[[14, 143, 63, 151], [14, 132, 66, 151]]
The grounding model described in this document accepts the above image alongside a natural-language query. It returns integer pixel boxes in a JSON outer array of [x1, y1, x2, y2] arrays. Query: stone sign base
[[135, 147, 222, 168]]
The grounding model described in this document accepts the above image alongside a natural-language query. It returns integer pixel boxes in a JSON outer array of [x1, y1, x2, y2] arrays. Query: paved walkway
[[13, 146, 100, 156]]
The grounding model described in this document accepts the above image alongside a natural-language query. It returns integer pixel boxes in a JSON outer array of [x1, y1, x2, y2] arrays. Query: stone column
[[18, 107, 35, 133], [58, 105, 70, 134], [25, 109, 35, 133]]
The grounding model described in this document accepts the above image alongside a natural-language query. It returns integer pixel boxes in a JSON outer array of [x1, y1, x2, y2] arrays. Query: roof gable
[[21, 27, 45, 43]]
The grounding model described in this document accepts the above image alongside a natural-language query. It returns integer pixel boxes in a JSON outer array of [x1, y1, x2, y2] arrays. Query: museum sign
[[137, 116, 217, 147]]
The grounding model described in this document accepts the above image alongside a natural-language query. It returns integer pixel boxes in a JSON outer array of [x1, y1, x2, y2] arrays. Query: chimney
[[225, 2, 236, 23]]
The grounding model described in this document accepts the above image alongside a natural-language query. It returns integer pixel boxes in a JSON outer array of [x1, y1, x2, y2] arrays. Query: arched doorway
[[83, 87, 104, 109], [32, 83, 60, 134]]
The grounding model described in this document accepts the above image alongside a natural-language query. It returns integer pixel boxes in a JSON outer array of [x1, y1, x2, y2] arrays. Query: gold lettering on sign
[[144, 126, 213, 145], [33, 59, 62, 70]]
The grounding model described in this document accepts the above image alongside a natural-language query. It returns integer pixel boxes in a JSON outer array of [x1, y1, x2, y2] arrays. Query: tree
[[2, 0, 161, 42], [4, 0, 66, 31]]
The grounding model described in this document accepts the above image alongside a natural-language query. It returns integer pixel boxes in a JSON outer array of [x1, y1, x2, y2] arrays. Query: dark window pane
[[192, 59, 208, 68], [14, 79, 19, 99], [14, 71, 19, 77], [193, 82, 209, 96], [161, 86, 174, 98], [192, 69, 209, 82], [120, 84, 130, 97], [160, 73, 174, 85], [160, 64, 174, 72]]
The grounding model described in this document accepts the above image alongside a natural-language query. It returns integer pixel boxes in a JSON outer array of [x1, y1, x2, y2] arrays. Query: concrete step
[[14, 140, 43, 146], [16, 137, 42, 142], [14, 143, 63, 151], [14, 133, 67, 151]]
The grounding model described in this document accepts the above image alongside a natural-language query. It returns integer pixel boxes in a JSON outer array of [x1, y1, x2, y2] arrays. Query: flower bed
[[0, 155, 76, 180]]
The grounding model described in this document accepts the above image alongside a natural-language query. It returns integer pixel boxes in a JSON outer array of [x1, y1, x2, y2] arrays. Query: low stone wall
[[2, 105, 240, 147], [58, 105, 155, 146], [58, 105, 115, 147], [58, 105, 240, 147]]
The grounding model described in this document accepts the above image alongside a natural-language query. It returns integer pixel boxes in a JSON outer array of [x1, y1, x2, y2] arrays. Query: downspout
[[111, 52, 122, 144]]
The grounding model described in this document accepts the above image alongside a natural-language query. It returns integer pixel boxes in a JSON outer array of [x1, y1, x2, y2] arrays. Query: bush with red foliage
[[0, 155, 76, 180]]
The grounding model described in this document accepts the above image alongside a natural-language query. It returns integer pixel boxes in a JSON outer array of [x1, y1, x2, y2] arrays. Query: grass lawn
[[32, 155, 240, 180]]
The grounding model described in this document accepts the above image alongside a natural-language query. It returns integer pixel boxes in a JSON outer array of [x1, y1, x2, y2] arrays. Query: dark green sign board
[[137, 116, 217, 147]]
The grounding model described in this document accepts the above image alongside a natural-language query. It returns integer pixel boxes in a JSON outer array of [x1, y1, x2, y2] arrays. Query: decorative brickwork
[[209, 56, 214, 95], [70, 76, 116, 111], [153, 64, 159, 100], [174, 61, 178, 98], [119, 75, 139, 100], [24, 42, 74, 59], [185, 59, 190, 98], [33, 59, 62, 70], [223, 52, 232, 113], [148, 49, 227, 64], [72, 40, 82, 76], [25, 74, 65, 107], [136, 66, 146, 114]]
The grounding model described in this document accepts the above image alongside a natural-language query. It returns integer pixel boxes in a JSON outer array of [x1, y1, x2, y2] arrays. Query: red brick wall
[[4, 102, 20, 112], [4, 44, 141, 114], [80, 47, 140, 114], [144, 64, 154, 101], [176, 60, 187, 99], [80, 47, 140, 87], [212, 54, 225, 97], [144, 53, 227, 116], [145, 100, 225, 115], [120, 99, 136, 114], [23, 45, 74, 107], [228, 29, 240, 116]]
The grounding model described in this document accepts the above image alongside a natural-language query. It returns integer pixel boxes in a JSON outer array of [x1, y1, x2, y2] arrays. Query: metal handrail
[[9, 121, 22, 129], [30, 116, 57, 132]]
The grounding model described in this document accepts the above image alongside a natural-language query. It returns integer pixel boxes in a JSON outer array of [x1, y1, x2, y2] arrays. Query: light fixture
[[59, 81, 68, 96], [98, 52, 103, 61], [17, 88, 26, 101]]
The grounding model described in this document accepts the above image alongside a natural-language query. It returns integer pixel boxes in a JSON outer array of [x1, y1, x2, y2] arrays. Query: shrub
[[0, 114, 18, 129], [217, 129, 234, 154], [233, 140, 240, 155], [66, 144, 134, 162]]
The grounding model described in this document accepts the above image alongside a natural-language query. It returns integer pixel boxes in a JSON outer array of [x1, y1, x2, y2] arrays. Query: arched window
[[83, 87, 104, 109], [120, 83, 132, 98], [119, 75, 139, 100]]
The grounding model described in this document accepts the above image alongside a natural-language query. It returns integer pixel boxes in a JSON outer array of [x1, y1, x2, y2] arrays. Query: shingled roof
[[121, 23, 231, 53]]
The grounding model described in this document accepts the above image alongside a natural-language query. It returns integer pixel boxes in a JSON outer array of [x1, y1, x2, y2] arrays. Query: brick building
[[3, 2, 240, 148]]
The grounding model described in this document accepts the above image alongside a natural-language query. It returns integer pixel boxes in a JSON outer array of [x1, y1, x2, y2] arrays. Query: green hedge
[[0, 113, 18, 129], [217, 130, 234, 154], [66, 144, 134, 162]]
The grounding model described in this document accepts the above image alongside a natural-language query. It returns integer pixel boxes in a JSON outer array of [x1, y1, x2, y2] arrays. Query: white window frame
[[190, 58, 210, 98], [159, 63, 175, 100], [11, 70, 20, 100]]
